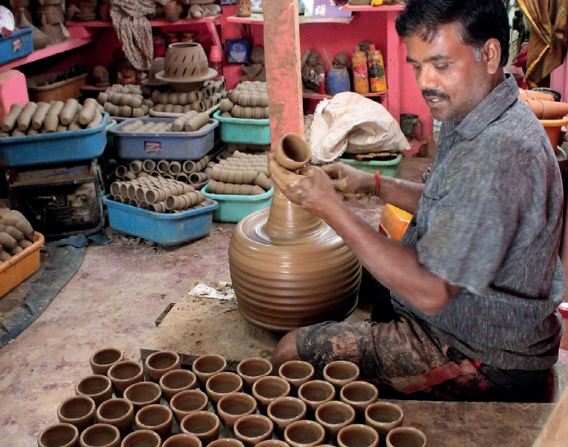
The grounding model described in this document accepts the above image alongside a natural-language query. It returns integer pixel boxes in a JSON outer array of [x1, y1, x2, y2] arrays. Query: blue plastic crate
[[213, 111, 271, 145], [104, 196, 218, 246], [201, 185, 272, 223], [0, 27, 33, 65]]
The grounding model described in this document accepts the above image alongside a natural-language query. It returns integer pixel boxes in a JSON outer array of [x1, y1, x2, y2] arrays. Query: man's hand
[[322, 163, 376, 195]]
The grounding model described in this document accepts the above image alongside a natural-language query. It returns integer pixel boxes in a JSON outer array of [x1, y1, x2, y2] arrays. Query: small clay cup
[[339, 381, 378, 413], [76, 375, 113, 407], [124, 381, 162, 410], [323, 361, 360, 388], [163, 433, 204, 447], [208, 439, 244, 447], [180, 411, 220, 445], [205, 372, 243, 402], [160, 369, 197, 400], [297, 381, 335, 412], [217, 392, 257, 429], [337, 424, 378, 447], [135, 404, 173, 439], [365, 402, 404, 436], [267, 397, 307, 432], [57, 395, 96, 432], [80, 423, 120, 447], [256, 442, 289, 447], [145, 351, 181, 382], [96, 398, 134, 435], [315, 401, 355, 438], [38, 423, 79, 447], [121, 429, 162, 447], [276, 134, 311, 170], [386, 427, 427, 447], [252, 376, 291, 410], [108, 361, 144, 397], [236, 357, 273, 387], [90, 348, 124, 375], [170, 389, 209, 422], [284, 420, 325, 447], [278, 361, 314, 389], [234, 415, 274, 447], [192, 354, 227, 385]]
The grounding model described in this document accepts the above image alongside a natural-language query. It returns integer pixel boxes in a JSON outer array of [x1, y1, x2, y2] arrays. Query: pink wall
[[551, 57, 568, 101]]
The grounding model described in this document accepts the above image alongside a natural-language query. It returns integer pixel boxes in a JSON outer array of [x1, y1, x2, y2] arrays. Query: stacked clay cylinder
[[98, 84, 152, 118], [151, 79, 227, 114], [0, 98, 104, 137], [206, 151, 271, 196], [219, 82, 269, 119], [110, 175, 206, 213], [0, 208, 35, 263], [119, 112, 210, 134]]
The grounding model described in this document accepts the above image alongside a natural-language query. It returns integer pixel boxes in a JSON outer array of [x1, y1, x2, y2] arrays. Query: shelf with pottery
[[226, 14, 354, 25], [342, 4, 405, 13], [303, 90, 386, 100], [66, 16, 221, 28]]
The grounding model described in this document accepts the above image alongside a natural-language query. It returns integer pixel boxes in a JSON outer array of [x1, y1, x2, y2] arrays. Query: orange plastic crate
[[0, 231, 44, 298]]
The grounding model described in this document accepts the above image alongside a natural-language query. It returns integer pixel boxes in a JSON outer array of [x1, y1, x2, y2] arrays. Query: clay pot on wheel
[[217, 392, 258, 429], [90, 348, 123, 375], [180, 411, 221, 445], [192, 354, 227, 385], [365, 402, 404, 436], [79, 423, 120, 447], [323, 361, 360, 388], [315, 400, 355, 438], [298, 380, 335, 412], [124, 381, 162, 410], [206, 372, 243, 402], [337, 424, 379, 447], [95, 398, 134, 435], [145, 351, 181, 382], [108, 361, 144, 397], [267, 397, 307, 432], [76, 375, 113, 406], [386, 427, 427, 447], [38, 423, 79, 447], [278, 361, 314, 389], [57, 396, 96, 432], [339, 381, 379, 413], [160, 369, 197, 400], [237, 357, 273, 387], [252, 376, 291, 410], [135, 404, 174, 439], [170, 389, 209, 422], [234, 415, 274, 447], [284, 420, 325, 447], [121, 430, 162, 447]]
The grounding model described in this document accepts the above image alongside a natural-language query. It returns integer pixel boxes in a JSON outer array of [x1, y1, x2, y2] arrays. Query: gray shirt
[[392, 75, 564, 371]]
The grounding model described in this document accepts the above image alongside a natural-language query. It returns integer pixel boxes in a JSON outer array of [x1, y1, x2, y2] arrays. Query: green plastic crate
[[201, 185, 273, 223], [340, 154, 402, 177], [213, 111, 271, 145]]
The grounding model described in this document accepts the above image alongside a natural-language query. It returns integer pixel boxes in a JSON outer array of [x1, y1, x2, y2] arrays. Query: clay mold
[[124, 381, 162, 410], [76, 375, 113, 406], [135, 404, 174, 439], [37, 423, 79, 447], [234, 414, 274, 447], [284, 420, 325, 447], [57, 395, 96, 432], [205, 372, 243, 402], [170, 389, 209, 422], [145, 351, 181, 382], [79, 423, 120, 447], [89, 348, 123, 375], [107, 361, 144, 397], [337, 424, 379, 447], [160, 369, 197, 400], [365, 402, 404, 436], [95, 398, 134, 435], [217, 392, 258, 429], [386, 427, 427, 447], [180, 410, 221, 445]]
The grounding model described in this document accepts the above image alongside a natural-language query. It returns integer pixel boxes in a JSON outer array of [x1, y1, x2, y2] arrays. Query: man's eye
[[434, 64, 449, 71]]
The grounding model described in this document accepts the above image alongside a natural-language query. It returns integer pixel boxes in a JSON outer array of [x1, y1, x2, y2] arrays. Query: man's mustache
[[422, 90, 449, 101]]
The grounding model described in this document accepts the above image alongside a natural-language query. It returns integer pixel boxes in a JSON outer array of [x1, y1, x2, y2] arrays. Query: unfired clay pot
[[135, 404, 174, 439], [284, 420, 325, 447], [365, 402, 404, 436], [229, 134, 361, 331], [252, 376, 291, 409], [37, 423, 79, 447], [323, 361, 360, 388], [76, 375, 113, 406], [337, 424, 378, 447], [95, 398, 134, 435], [164, 433, 204, 447], [208, 439, 245, 447], [298, 380, 335, 411], [315, 401, 355, 438], [157, 42, 218, 84], [79, 423, 120, 447], [339, 381, 378, 413], [267, 397, 307, 432], [217, 392, 258, 428], [192, 354, 227, 384], [145, 351, 181, 382], [386, 427, 427, 447], [206, 372, 243, 402], [124, 381, 162, 410], [180, 411, 221, 445], [108, 361, 144, 397], [121, 429, 162, 447], [236, 357, 273, 387], [234, 415, 274, 447], [90, 348, 124, 375], [170, 389, 209, 422], [57, 396, 96, 433], [160, 369, 197, 400], [278, 361, 314, 389]]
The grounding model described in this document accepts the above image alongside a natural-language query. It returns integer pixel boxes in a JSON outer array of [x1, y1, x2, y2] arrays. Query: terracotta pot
[[135, 404, 173, 439], [365, 402, 404, 436], [38, 423, 79, 447], [323, 361, 359, 388], [339, 381, 378, 413], [205, 372, 243, 402], [170, 389, 209, 422], [121, 429, 162, 447], [315, 401, 355, 437], [160, 369, 197, 400], [145, 351, 181, 382], [252, 376, 291, 409], [124, 381, 162, 410], [386, 427, 427, 447], [256, 442, 289, 447], [278, 361, 314, 389], [236, 357, 273, 387], [267, 397, 307, 431], [80, 423, 120, 447], [337, 424, 378, 447], [298, 380, 335, 411], [180, 411, 221, 445], [217, 392, 257, 429], [208, 440, 244, 447], [108, 361, 144, 397], [57, 396, 97, 432], [274, 134, 311, 171], [90, 348, 123, 375], [95, 398, 134, 435], [192, 354, 227, 384], [284, 420, 325, 447], [234, 415, 274, 447], [76, 375, 113, 406], [163, 433, 204, 447]]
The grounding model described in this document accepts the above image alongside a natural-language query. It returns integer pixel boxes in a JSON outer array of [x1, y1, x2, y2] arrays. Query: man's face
[[404, 23, 493, 122]]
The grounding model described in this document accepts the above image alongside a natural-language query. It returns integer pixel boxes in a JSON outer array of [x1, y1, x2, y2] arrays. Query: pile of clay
[[0, 209, 35, 263], [120, 112, 211, 134], [150, 79, 227, 114], [98, 85, 152, 118], [0, 98, 104, 137], [186, 0, 221, 19], [37, 349, 428, 447], [206, 151, 271, 195], [219, 82, 269, 119]]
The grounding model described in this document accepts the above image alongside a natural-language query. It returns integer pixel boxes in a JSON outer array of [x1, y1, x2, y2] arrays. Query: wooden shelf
[[303, 90, 386, 100], [0, 38, 93, 71], [342, 4, 404, 12], [67, 17, 220, 28], [227, 14, 353, 25]]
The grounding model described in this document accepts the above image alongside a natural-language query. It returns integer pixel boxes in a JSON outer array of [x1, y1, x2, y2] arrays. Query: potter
[[272, 0, 564, 402]]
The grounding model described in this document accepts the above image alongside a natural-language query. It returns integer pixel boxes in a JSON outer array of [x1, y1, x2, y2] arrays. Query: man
[[270, 0, 565, 401]]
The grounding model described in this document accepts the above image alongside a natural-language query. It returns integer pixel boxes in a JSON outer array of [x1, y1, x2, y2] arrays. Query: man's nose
[[416, 65, 438, 92]]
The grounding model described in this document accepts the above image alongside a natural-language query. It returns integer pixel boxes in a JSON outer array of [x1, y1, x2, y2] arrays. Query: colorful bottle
[[352, 46, 369, 95], [368, 44, 387, 93]]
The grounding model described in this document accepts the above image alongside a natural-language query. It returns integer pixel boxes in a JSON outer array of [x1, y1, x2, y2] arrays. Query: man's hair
[[396, 0, 510, 67]]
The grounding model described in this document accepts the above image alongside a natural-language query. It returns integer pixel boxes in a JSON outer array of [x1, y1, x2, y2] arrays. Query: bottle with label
[[368, 44, 387, 93], [352, 46, 369, 95]]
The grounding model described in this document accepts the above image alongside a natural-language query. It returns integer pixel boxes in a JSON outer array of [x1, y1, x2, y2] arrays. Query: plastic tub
[[213, 111, 271, 145], [541, 116, 568, 148], [111, 117, 218, 160], [340, 154, 402, 177], [28, 73, 88, 102], [0, 27, 33, 65], [104, 196, 218, 246], [0, 113, 110, 167], [0, 232, 44, 299], [201, 185, 273, 223]]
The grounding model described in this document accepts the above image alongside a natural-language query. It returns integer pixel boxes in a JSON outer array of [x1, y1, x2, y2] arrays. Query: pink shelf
[[303, 90, 385, 100], [0, 38, 93, 71], [67, 17, 220, 28], [342, 4, 404, 12], [227, 15, 353, 25]]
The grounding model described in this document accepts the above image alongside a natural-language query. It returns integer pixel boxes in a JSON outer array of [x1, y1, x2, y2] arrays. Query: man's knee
[[272, 329, 301, 367]]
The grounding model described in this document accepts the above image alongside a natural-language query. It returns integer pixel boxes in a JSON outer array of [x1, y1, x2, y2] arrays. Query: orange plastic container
[[540, 116, 568, 148], [0, 231, 44, 298], [379, 203, 413, 241]]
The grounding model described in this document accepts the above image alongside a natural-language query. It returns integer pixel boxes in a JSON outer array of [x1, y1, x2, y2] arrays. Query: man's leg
[[272, 329, 301, 367]]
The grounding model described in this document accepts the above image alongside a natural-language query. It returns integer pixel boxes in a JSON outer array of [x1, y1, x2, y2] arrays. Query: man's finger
[[322, 163, 342, 179], [331, 178, 349, 192]]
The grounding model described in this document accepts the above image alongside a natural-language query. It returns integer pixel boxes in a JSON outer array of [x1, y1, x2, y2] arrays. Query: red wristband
[[374, 170, 382, 196]]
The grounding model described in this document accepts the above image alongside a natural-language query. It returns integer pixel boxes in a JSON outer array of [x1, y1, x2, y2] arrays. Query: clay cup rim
[[252, 376, 291, 401], [340, 381, 379, 405], [284, 420, 325, 446], [192, 354, 227, 377], [218, 392, 257, 416], [278, 361, 314, 383], [122, 429, 162, 447], [298, 380, 335, 405], [208, 439, 245, 447], [180, 410, 220, 436], [206, 372, 243, 398], [146, 350, 181, 372], [135, 404, 174, 429], [89, 348, 122, 368], [234, 415, 274, 441], [236, 357, 273, 380], [171, 389, 209, 413], [338, 424, 379, 447], [386, 427, 427, 447], [267, 397, 307, 423], [160, 368, 197, 391], [365, 402, 404, 426], [79, 423, 120, 447], [108, 360, 143, 382], [163, 433, 204, 447], [96, 398, 133, 422], [124, 381, 162, 405], [315, 400, 356, 427], [323, 361, 360, 383], [76, 375, 112, 398], [38, 423, 79, 447], [57, 396, 96, 422]]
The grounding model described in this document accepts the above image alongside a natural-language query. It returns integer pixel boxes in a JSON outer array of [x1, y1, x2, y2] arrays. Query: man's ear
[[482, 38, 502, 74]]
